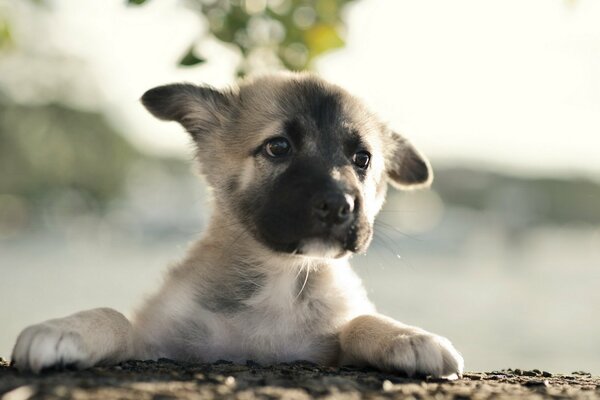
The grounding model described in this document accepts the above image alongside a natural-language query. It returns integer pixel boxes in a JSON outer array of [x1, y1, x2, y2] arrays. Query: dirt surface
[[1, 358, 599, 399]]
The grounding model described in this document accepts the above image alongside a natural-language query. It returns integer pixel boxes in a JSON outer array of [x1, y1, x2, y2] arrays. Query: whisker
[[295, 266, 310, 300], [372, 230, 402, 261], [375, 220, 423, 242]]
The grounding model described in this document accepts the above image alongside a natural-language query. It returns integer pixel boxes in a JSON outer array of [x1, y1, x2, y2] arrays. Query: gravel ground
[[1, 358, 599, 399]]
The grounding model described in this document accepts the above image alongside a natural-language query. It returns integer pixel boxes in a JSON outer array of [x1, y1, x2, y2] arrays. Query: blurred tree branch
[[128, 0, 355, 75], [0, 16, 12, 50], [0, 98, 140, 208]]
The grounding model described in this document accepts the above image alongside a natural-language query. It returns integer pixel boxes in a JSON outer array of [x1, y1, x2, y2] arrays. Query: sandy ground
[[1, 358, 598, 400]]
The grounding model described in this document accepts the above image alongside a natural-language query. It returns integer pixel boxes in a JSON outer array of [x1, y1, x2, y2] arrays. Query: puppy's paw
[[385, 332, 464, 379], [11, 323, 93, 373]]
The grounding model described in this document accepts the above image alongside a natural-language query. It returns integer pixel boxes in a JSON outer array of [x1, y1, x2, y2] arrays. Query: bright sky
[[2, 0, 600, 178]]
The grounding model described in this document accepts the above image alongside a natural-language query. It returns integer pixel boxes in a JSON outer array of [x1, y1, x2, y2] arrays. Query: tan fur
[[11, 72, 463, 378], [340, 315, 463, 377]]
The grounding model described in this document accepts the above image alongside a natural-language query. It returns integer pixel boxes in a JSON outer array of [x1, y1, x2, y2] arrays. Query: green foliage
[[179, 45, 207, 66], [0, 98, 140, 210], [0, 17, 12, 50], [129, 0, 356, 74]]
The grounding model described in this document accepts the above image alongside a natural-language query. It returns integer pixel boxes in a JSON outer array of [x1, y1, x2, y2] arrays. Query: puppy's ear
[[141, 83, 232, 139], [386, 131, 433, 189]]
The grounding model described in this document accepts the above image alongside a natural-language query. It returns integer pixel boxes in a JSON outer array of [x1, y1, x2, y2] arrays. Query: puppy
[[11, 73, 464, 378]]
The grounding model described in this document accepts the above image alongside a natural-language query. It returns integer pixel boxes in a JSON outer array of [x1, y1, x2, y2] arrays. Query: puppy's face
[[142, 73, 431, 259]]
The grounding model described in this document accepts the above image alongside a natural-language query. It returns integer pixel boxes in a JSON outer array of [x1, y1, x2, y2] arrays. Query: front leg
[[11, 308, 133, 373], [339, 314, 464, 378]]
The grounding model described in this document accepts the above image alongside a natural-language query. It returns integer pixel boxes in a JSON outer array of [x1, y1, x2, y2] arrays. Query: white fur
[[297, 239, 346, 259], [12, 324, 88, 374], [130, 246, 375, 365], [12, 308, 132, 373], [386, 331, 464, 379], [339, 314, 463, 379]]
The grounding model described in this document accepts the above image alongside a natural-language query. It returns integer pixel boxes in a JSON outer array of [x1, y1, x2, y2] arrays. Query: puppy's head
[[142, 73, 431, 259]]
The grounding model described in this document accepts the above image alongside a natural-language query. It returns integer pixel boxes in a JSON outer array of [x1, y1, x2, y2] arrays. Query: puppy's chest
[[236, 269, 341, 334], [201, 268, 347, 363]]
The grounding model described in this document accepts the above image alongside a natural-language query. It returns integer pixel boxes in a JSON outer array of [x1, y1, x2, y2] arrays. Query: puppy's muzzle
[[312, 191, 355, 227]]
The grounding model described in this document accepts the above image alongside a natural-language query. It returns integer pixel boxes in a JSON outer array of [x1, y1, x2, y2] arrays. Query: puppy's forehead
[[236, 75, 380, 150]]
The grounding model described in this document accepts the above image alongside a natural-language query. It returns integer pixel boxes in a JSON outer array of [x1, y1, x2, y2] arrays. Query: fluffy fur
[[12, 73, 463, 378]]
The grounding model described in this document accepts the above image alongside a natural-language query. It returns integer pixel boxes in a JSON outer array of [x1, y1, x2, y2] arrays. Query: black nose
[[312, 192, 355, 225]]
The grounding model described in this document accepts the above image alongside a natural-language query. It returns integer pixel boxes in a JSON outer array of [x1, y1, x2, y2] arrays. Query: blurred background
[[1, 0, 599, 374]]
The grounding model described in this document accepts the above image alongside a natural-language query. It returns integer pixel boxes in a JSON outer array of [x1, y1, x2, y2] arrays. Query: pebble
[[382, 380, 394, 391], [521, 370, 538, 377], [572, 371, 592, 376], [524, 379, 550, 387], [224, 376, 236, 387], [1, 385, 36, 400]]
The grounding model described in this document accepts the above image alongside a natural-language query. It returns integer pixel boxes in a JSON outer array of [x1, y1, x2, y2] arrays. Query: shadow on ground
[[1, 358, 598, 399]]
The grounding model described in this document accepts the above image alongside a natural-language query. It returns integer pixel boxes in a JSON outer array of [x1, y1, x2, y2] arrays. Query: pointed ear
[[141, 83, 233, 139], [386, 131, 433, 189]]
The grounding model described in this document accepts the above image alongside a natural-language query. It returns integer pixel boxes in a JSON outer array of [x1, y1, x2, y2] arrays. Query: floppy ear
[[141, 83, 232, 140], [386, 131, 433, 189]]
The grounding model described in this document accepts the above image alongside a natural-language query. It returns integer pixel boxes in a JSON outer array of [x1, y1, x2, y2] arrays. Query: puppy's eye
[[352, 151, 371, 169], [265, 137, 291, 158]]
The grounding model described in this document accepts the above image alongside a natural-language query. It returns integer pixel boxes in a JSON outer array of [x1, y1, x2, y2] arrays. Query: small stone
[[382, 380, 394, 391], [2, 385, 36, 400], [542, 371, 552, 377], [224, 376, 236, 387], [514, 369, 522, 375], [524, 379, 550, 387]]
